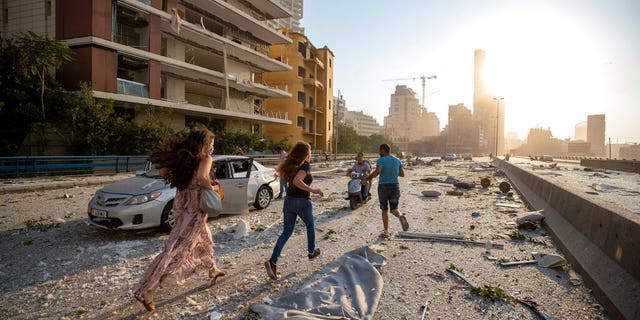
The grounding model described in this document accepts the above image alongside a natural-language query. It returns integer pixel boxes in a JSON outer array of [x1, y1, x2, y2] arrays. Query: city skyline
[[303, 0, 640, 142]]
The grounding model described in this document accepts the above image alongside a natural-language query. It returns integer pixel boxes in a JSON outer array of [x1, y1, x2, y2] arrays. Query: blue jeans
[[270, 196, 316, 264], [378, 183, 400, 211], [362, 181, 370, 198]]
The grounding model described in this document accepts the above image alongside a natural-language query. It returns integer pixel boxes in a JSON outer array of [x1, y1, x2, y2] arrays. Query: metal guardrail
[[0, 153, 379, 179], [0, 156, 148, 178]]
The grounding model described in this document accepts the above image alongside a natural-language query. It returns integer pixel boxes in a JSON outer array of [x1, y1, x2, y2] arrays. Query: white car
[[87, 156, 280, 232]]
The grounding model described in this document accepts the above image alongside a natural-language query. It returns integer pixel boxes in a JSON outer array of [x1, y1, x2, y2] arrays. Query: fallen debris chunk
[[516, 210, 545, 230], [498, 182, 511, 193], [421, 190, 442, 197], [446, 268, 477, 288], [480, 177, 491, 188], [420, 177, 443, 183], [496, 202, 520, 208], [499, 260, 538, 267], [536, 253, 567, 268], [568, 269, 581, 286], [454, 182, 476, 189], [446, 190, 464, 196], [393, 237, 504, 249]]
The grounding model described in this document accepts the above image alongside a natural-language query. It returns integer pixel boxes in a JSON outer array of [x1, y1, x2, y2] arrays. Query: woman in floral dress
[[133, 128, 226, 312]]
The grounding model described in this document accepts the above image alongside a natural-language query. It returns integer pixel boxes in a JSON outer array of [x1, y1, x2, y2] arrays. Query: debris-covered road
[[0, 158, 608, 319]]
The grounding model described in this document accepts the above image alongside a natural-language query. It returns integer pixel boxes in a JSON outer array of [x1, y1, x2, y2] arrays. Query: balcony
[[303, 104, 324, 114], [303, 77, 324, 90], [304, 56, 324, 69], [303, 130, 324, 136], [117, 78, 148, 97]]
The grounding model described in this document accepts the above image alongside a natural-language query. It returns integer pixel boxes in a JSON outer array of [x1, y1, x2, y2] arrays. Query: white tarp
[[251, 246, 387, 319]]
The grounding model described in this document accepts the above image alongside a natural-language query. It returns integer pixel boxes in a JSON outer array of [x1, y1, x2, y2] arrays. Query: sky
[[302, 0, 640, 143]]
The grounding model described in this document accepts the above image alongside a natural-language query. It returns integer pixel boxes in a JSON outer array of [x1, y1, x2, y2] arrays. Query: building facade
[[473, 49, 505, 155], [587, 114, 606, 156], [2, 0, 296, 132], [333, 94, 346, 124], [383, 85, 440, 151], [442, 103, 478, 153], [574, 121, 587, 141], [267, 0, 303, 34], [619, 144, 640, 160], [258, 31, 334, 152], [344, 110, 382, 136]]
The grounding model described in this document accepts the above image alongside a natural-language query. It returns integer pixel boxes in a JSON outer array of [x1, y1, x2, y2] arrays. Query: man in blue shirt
[[362, 144, 409, 238]]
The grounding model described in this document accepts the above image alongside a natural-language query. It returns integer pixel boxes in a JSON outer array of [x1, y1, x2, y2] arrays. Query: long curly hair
[[279, 141, 311, 184], [148, 128, 215, 190]]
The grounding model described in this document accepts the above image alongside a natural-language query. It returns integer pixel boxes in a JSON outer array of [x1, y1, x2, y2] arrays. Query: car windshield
[[142, 168, 163, 179]]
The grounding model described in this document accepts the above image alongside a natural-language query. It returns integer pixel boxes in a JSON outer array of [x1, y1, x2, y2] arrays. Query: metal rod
[[392, 237, 504, 249], [446, 268, 477, 288]]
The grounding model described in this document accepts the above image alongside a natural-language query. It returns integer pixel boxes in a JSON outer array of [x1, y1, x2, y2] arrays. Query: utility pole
[[492, 97, 504, 158], [334, 90, 341, 159], [609, 137, 612, 160]]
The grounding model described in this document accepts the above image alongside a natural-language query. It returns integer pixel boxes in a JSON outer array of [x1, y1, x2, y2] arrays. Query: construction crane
[[382, 74, 437, 108]]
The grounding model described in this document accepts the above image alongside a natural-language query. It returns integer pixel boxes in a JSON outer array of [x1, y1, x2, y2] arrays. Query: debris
[[516, 210, 545, 230], [420, 177, 443, 183], [585, 191, 599, 195], [446, 190, 464, 196], [517, 299, 556, 320], [446, 268, 477, 288], [262, 297, 273, 305], [398, 232, 464, 239], [535, 253, 567, 268], [444, 176, 458, 184], [499, 182, 511, 193], [394, 237, 504, 249], [454, 182, 475, 189], [471, 212, 481, 218], [227, 219, 249, 239], [494, 169, 506, 177], [421, 190, 441, 197], [496, 202, 520, 208], [568, 269, 581, 286], [499, 260, 538, 267], [210, 311, 223, 320], [480, 178, 491, 188]]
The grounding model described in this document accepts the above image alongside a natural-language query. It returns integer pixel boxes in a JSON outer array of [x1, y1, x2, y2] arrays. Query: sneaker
[[264, 260, 278, 280], [399, 215, 409, 231], [379, 231, 390, 239], [308, 248, 321, 260]]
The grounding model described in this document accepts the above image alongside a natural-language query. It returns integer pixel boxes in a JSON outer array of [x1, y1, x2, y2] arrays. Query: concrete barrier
[[496, 159, 640, 320], [580, 159, 640, 174]]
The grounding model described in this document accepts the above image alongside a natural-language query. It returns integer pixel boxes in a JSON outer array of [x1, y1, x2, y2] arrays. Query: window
[[329, 78, 332, 88], [329, 58, 332, 68], [297, 116, 306, 129], [328, 122, 331, 130], [297, 41, 306, 57], [309, 96, 314, 109], [229, 159, 252, 179], [329, 100, 332, 109], [298, 66, 305, 78], [308, 119, 314, 133], [297, 91, 306, 105]]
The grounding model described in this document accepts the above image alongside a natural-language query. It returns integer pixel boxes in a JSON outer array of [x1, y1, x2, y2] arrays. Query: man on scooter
[[347, 152, 372, 199]]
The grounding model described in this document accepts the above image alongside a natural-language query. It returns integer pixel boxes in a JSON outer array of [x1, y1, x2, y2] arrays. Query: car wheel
[[159, 201, 174, 233], [254, 185, 272, 209]]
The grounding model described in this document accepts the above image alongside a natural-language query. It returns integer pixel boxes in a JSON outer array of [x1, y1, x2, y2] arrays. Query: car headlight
[[125, 192, 162, 205]]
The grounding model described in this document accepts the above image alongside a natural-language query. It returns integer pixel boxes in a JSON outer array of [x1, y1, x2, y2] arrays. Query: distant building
[[268, 0, 304, 34], [587, 114, 606, 156], [333, 95, 346, 124], [619, 144, 640, 160], [473, 49, 505, 155], [383, 85, 440, 151], [514, 127, 566, 156], [574, 121, 587, 141], [344, 110, 382, 136], [568, 141, 591, 155], [442, 103, 478, 153], [504, 131, 523, 154], [259, 31, 334, 152]]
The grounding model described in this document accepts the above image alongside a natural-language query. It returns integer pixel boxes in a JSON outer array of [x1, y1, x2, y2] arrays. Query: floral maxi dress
[[133, 178, 217, 300]]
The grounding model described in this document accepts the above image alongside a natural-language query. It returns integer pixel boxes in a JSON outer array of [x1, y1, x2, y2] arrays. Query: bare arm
[[196, 155, 214, 190], [292, 169, 323, 196], [399, 167, 405, 177], [362, 166, 381, 185]]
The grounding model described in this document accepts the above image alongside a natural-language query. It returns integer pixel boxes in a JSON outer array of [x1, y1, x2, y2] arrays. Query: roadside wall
[[580, 159, 640, 174], [496, 160, 640, 320]]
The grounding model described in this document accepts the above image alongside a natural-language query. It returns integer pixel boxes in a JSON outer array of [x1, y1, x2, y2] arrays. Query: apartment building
[[2, 0, 295, 132], [344, 110, 381, 137], [383, 85, 440, 151], [267, 0, 303, 34], [258, 31, 334, 152]]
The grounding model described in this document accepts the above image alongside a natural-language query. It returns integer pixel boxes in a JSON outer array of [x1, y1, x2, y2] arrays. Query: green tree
[[15, 31, 72, 121], [336, 124, 362, 153]]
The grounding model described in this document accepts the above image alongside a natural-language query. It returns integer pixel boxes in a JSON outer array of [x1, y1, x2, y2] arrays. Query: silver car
[[87, 156, 280, 232]]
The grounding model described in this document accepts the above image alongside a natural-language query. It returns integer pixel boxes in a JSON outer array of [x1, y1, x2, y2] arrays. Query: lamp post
[[492, 97, 504, 158]]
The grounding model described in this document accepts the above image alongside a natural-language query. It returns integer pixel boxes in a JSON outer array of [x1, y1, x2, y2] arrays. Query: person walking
[[265, 141, 323, 280], [362, 143, 409, 239], [275, 146, 287, 199], [133, 128, 226, 312]]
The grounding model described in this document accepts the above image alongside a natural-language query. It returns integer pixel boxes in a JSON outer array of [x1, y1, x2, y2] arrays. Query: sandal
[[379, 231, 390, 239], [134, 293, 155, 312], [208, 267, 227, 285]]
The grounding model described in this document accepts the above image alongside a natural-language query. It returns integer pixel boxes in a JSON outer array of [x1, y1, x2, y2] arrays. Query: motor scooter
[[347, 172, 370, 210]]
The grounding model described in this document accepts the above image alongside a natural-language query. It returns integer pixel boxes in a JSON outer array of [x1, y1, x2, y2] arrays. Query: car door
[[215, 158, 251, 214]]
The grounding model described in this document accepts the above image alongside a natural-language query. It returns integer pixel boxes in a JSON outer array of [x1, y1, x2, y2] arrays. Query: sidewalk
[[0, 173, 134, 194]]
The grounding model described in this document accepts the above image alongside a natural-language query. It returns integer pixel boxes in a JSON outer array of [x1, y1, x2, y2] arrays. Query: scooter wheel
[[349, 196, 360, 210]]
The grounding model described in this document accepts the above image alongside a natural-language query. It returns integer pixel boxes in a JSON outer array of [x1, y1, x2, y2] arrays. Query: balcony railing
[[117, 78, 149, 97]]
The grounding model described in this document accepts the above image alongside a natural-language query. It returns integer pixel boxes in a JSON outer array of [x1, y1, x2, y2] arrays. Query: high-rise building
[[383, 85, 440, 151], [473, 49, 505, 155], [258, 31, 334, 152], [574, 121, 587, 141], [268, 0, 304, 34], [587, 114, 606, 156], [2, 0, 295, 133], [442, 103, 479, 153], [333, 95, 346, 124], [344, 110, 382, 136]]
